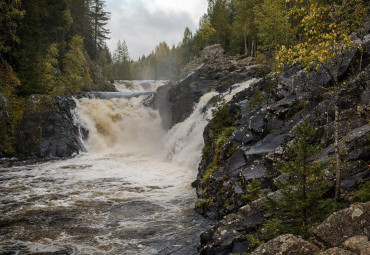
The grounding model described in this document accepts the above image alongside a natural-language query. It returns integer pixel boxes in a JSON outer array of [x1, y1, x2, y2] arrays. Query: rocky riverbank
[[157, 24, 370, 254]]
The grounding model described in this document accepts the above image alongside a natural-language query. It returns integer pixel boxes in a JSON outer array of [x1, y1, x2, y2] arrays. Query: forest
[[1, 0, 369, 92]]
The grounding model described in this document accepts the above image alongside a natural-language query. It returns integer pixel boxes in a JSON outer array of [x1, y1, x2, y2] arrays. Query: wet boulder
[[153, 44, 259, 128]]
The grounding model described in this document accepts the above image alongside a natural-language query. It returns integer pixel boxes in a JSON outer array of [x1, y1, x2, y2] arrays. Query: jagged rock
[[245, 133, 286, 156], [341, 236, 370, 255], [224, 149, 246, 177], [199, 201, 265, 255], [15, 95, 85, 158], [319, 247, 356, 255], [251, 234, 320, 255], [314, 202, 370, 247], [153, 44, 258, 128]]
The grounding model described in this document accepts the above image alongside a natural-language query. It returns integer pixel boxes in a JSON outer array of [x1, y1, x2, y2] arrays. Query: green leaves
[[276, 0, 365, 73]]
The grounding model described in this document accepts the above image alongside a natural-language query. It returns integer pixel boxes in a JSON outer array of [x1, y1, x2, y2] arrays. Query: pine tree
[[97, 44, 113, 80], [263, 120, 333, 238], [63, 35, 92, 94], [70, 0, 95, 58], [208, 0, 232, 49], [113, 40, 131, 79], [15, 0, 72, 95], [89, 0, 110, 59], [39, 43, 62, 93]]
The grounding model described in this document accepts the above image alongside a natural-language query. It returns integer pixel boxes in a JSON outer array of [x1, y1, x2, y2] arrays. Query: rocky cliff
[[153, 44, 260, 129], [14, 95, 86, 158], [156, 26, 370, 254]]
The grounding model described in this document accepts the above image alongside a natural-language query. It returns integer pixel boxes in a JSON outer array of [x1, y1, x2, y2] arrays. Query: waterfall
[[75, 87, 217, 169], [77, 96, 165, 155], [161, 92, 218, 169], [114, 80, 168, 92], [75, 78, 258, 168]]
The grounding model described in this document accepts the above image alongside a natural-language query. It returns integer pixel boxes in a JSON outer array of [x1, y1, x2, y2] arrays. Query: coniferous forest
[[1, 0, 369, 90]]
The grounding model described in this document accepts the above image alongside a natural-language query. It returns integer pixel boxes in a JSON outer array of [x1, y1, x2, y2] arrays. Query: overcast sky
[[106, 0, 208, 60]]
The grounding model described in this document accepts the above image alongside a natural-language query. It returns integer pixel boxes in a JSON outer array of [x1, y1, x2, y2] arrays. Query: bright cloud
[[106, 0, 208, 60]]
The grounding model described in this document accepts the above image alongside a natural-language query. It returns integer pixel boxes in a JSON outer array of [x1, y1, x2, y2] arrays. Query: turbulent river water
[[0, 79, 256, 255]]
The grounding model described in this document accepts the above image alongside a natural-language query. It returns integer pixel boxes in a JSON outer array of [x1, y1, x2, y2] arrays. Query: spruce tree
[[113, 40, 131, 79], [264, 120, 334, 238], [70, 0, 95, 58], [89, 0, 110, 59], [63, 35, 92, 94]]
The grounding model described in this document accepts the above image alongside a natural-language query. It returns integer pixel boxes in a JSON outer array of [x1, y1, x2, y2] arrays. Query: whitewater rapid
[[0, 79, 257, 254]]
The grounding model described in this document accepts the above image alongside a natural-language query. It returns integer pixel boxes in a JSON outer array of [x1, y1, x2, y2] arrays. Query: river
[[0, 79, 256, 254]]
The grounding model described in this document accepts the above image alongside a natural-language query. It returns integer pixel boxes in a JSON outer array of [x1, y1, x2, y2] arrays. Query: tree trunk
[[334, 78, 341, 203], [244, 31, 247, 56], [251, 40, 255, 57], [302, 149, 307, 227]]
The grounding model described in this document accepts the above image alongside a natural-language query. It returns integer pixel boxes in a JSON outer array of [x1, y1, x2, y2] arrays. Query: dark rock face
[[153, 44, 259, 128], [15, 95, 85, 158], [314, 202, 370, 247], [195, 32, 370, 253], [199, 198, 267, 255]]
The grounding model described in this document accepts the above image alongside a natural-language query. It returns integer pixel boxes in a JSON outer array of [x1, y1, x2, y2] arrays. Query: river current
[[0, 79, 256, 254]]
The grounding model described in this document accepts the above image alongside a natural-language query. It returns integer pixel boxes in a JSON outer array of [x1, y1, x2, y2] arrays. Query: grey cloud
[[108, 5, 197, 60]]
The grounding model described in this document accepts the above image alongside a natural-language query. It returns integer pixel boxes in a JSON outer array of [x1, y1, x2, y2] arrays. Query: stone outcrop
[[314, 202, 370, 247], [251, 234, 320, 255], [15, 95, 85, 158], [342, 236, 370, 255], [152, 44, 260, 129], [248, 203, 370, 255], [199, 199, 266, 255]]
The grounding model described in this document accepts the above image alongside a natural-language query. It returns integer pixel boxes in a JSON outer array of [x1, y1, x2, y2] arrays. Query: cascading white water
[[0, 78, 257, 254], [161, 92, 218, 169], [114, 80, 168, 92], [77, 97, 165, 155]]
